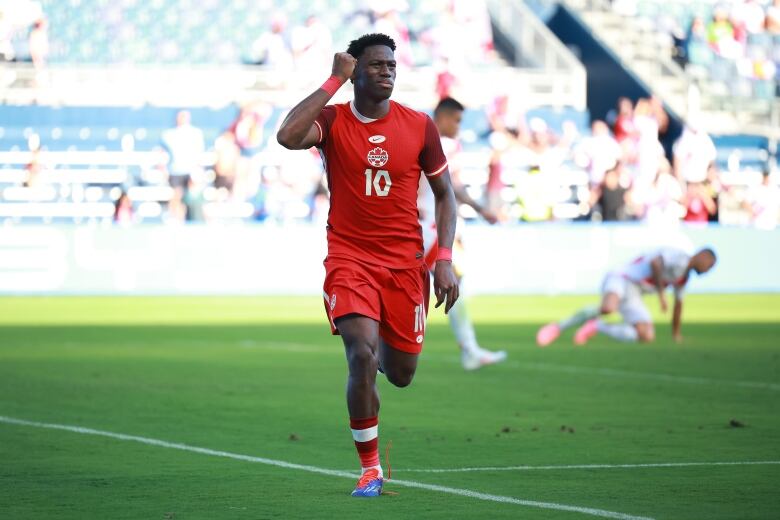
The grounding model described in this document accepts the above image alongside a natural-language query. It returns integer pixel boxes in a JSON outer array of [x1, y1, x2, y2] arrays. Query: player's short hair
[[346, 33, 396, 59], [698, 247, 717, 261], [434, 97, 465, 117]]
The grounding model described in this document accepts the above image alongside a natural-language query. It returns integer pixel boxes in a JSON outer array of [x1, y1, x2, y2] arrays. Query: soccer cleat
[[536, 323, 561, 347], [574, 319, 599, 346], [351, 468, 383, 497], [462, 347, 508, 371]]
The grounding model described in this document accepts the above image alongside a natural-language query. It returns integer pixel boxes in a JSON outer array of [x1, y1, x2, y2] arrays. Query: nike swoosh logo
[[368, 135, 386, 144]]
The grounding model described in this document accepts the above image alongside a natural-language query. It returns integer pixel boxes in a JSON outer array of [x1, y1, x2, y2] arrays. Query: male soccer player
[[419, 97, 507, 369], [536, 247, 716, 346], [276, 34, 459, 497]]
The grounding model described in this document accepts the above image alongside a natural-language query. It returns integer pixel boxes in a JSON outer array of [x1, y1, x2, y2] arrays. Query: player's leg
[[337, 315, 381, 417], [449, 286, 507, 370], [428, 234, 506, 368], [377, 264, 429, 387], [538, 276, 621, 346], [323, 259, 385, 496], [589, 284, 651, 343], [572, 277, 623, 345], [378, 339, 418, 387]]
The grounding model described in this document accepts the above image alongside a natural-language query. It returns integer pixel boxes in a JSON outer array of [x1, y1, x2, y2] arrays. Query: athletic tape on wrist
[[436, 247, 452, 262], [320, 75, 345, 97]]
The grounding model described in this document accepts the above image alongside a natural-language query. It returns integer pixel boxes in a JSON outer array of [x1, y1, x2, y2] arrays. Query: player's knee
[[346, 343, 378, 376], [385, 367, 415, 388], [636, 324, 655, 343], [600, 301, 618, 314]]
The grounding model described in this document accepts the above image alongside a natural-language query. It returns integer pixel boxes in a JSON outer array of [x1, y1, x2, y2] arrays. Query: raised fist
[[332, 52, 357, 82]]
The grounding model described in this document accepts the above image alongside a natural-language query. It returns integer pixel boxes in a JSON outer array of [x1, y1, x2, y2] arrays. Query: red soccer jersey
[[315, 100, 448, 268]]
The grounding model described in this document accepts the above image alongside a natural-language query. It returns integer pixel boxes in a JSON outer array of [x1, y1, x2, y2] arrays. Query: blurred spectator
[[249, 13, 292, 70], [486, 94, 525, 137], [707, 7, 740, 59], [23, 133, 42, 187], [213, 129, 240, 195], [435, 59, 457, 100], [0, 9, 14, 61], [592, 162, 629, 222], [370, 1, 413, 68], [516, 164, 555, 222], [731, 0, 767, 36], [742, 170, 780, 230], [767, 0, 780, 34], [183, 175, 206, 222], [612, 97, 637, 144], [643, 159, 685, 225], [685, 16, 713, 67], [291, 15, 332, 80], [673, 120, 716, 184], [575, 120, 622, 186], [485, 141, 505, 216], [28, 17, 48, 69], [683, 182, 717, 223], [230, 101, 271, 198], [633, 98, 664, 190], [161, 110, 205, 220], [114, 191, 133, 224]]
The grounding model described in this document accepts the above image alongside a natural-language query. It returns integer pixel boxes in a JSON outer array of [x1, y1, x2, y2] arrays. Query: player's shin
[[447, 297, 479, 354], [559, 306, 599, 331], [596, 322, 639, 342], [349, 416, 382, 476]]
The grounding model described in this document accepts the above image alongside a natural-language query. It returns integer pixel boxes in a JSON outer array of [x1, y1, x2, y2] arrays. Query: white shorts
[[601, 273, 652, 324]]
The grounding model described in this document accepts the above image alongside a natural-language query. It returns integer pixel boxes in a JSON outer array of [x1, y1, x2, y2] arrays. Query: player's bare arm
[[650, 255, 668, 312], [672, 295, 683, 343], [453, 183, 498, 224], [427, 170, 459, 313], [276, 52, 356, 150]]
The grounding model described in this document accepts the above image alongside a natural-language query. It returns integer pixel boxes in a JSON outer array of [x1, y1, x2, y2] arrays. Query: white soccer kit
[[601, 248, 691, 324], [419, 136, 463, 268]]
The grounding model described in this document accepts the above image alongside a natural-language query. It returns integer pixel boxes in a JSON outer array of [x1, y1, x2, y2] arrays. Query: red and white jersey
[[315, 100, 448, 268], [418, 135, 460, 227], [618, 248, 691, 297]]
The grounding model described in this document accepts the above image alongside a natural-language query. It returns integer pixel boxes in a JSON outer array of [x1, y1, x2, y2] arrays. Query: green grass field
[[1, 294, 779, 519]]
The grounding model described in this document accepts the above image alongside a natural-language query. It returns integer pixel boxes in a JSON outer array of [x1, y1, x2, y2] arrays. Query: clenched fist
[[332, 52, 357, 82]]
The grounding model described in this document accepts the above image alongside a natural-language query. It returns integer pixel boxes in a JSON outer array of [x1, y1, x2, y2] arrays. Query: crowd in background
[[102, 94, 777, 231], [2, 1, 778, 229], [612, 0, 780, 97]]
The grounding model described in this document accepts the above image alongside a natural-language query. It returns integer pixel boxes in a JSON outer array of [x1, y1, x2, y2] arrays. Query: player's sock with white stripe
[[448, 298, 480, 355], [559, 306, 599, 331], [350, 416, 383, 477], [596, 321, 638, 342]]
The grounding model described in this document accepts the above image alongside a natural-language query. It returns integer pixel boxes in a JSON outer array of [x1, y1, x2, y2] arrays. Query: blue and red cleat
[[351, 468, 383, 497]]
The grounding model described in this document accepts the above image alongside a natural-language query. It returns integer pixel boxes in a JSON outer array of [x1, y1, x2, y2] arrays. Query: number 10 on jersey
[[364, 169, 392, 197]]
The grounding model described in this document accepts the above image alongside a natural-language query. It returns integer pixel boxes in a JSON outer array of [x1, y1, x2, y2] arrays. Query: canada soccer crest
[[367, 147, 389, 168]]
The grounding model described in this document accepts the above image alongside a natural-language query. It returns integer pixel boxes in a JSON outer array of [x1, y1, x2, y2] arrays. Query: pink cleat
[[574, 319, 599, 346], [536, 323, 561, 347]]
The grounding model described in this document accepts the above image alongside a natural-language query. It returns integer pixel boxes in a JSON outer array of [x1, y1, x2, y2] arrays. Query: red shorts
[[323, 255, 430, 354]]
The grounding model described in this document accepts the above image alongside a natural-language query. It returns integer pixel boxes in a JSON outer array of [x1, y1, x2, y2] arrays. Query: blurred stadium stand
[[0, 0, 776, 228]]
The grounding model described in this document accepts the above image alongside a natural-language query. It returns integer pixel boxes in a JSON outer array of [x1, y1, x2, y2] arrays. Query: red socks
[[350, 416, 379, 469]]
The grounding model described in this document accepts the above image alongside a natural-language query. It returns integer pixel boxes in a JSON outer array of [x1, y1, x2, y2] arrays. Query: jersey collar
[[350, 100, 386, 124]]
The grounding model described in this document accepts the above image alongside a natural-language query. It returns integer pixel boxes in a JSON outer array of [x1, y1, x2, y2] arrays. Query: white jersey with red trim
[[618, 248, 691, 297], [418, 135, 460, 228]]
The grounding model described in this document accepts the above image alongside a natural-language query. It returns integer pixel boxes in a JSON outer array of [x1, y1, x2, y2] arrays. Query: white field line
[[395, 461, 780, 473], [0, 415, 653, 520], [512, 361, 780, 392]]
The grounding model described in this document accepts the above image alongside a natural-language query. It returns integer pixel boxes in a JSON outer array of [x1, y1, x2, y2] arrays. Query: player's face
[[354, 45, 396, 102], [439, 110, 463, 139], [693, 253, 716, 274]]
